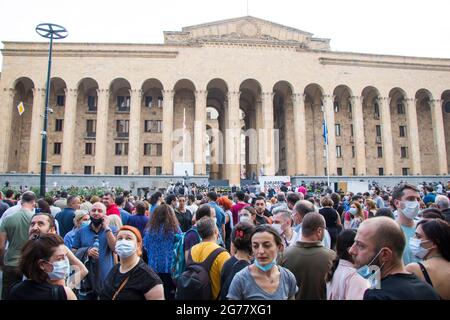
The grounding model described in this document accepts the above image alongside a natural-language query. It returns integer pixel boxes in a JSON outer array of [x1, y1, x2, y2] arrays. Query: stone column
[[351, 96, 367, 175], [292, 93, 307, 175], [94, 89, 109, 174], [430, 99, 448, 174], [0, 88, 15, 173], [405, 98, 421, 175], [61, 88, 77, 174], [323, 94, 337, 176], [162, 89, 174, 175], [194, 90, 207, 175], [28, 88, 45, 173], [261, 92, 275, 176], [378, 97, 395, 175], [226, 91, 241, 186], [128, 89, 142, 175]]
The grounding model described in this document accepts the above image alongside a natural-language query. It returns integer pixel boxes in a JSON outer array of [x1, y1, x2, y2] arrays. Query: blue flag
[[322, 120, 328, 145]]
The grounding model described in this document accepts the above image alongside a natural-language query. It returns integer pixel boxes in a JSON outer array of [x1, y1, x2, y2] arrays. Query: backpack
[[175, 247, 226, 300], [171, 228, 201, 281]]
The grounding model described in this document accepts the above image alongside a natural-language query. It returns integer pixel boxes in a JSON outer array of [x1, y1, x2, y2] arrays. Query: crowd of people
[[0, 181, 449, 300]]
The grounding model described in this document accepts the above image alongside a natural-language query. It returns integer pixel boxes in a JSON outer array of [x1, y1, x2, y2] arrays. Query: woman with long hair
[[345, 201, 365, 230], [142, 204, 181, 300]]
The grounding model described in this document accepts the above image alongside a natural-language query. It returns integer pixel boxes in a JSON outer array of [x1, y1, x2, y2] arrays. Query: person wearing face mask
[[345, 201, 366, 231], [392, 183, 422, 265], [238, 206, 257, 225], [280, 213, 336, 300], [101, 226, 164, 300], [227, 224, 297, 300], [64, 210, 90, 250], [405, 219, 450, 299], [349, 217, 440, 300], [71, 202, 117, 300], [7, 233, 77, 300], [272, 210, 297, 248]]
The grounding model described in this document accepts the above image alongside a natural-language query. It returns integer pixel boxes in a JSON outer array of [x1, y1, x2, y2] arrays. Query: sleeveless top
[[8, 280, 67, 300]]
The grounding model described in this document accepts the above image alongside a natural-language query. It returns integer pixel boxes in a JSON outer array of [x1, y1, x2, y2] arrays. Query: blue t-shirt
[[72, 224, 117, 282], [208, 202, 225, 234], [401, 224, 419, 265], [126, 215, 149, 238]]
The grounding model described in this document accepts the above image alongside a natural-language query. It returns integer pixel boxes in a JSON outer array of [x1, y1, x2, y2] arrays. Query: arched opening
[[441, 90, 450, 173], [304, 83, 324, 175], [389, 88, 409, 175], [239, 79, 261, 182], [108, 78, 132, 175], [141, 79, 164, 176], [273, 81, 294, 176], [333, 85, 353, 176], [75, 78, 99, 175], [361, 86, 383, 175], [415, 89, 437, 175], [8, 77, 35, 172]]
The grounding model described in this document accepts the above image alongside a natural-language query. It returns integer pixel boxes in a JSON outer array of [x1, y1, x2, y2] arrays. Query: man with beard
[[349, 217, 440, 300]]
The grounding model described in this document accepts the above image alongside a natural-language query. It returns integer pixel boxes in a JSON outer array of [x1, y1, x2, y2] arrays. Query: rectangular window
[[145, 96, 153, 108], [348, 102, 352, 114], [377, 146, 383, 158], [374, 103, 380, 119], [84, 166, 93, 175], [281, 147, 286, 160], [334, 101, 340, 113], [155, 167, 162, 175], [350, 124, 354, 137], [114, 166, 122, 175], [335, 124, 341, 137], [85, 143, 95, 155], [144, 143, 151, 156], [157, 96, 163, 108], [86, 120, 96, 137], [56, 95, 65, 107], [143, 167, 151, 175], [397, 102, 405, 114], [156, 143, 162, 156], [401, 147, 408, 159], [116, 120, 129, 137], [352, 167, 356, 176], [379, 167, 384, 176], [337, 167, 343, 176], [55, 119, 63, 131], [52, 166, 61, 174], [324, 167, 327, 176], [117, 96, 130, 111], [54, 142, 61, 155], [115, 143, 128, 155], [145, 120, 163, 133], [399, 125, 407, 137], [376, 125, 381, 137], [402, 168, 410, 176], [352, 146, 355, 158], [336, 146, 342, 158], [87, 96, 97, 111]]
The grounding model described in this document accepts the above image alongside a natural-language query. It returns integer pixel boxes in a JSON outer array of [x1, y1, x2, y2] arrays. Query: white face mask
[[47, 257, 70, 280], [115, 239, 136, 259], [271, 223, 283, 235], [239, 215, 251, 223], [409, 238, 431, 259], [401, 201, 420, 219]]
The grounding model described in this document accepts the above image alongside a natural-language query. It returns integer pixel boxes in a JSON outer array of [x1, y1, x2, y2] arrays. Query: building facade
[[1, 16, 450, 186]]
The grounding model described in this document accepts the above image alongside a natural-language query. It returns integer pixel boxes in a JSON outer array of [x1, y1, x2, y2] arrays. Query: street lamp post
[[35, 23, 68, 197]]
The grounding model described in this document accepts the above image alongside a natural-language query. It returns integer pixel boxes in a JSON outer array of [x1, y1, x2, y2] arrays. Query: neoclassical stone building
[[1, 16, 450, 186]]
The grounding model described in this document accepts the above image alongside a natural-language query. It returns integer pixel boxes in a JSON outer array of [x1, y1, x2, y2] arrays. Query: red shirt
[[231, 202, 250, 225], [106, 203, 120, 216]]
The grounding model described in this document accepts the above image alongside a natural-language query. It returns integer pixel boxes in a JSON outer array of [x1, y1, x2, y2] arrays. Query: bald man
[[349, 217, 439, 300]]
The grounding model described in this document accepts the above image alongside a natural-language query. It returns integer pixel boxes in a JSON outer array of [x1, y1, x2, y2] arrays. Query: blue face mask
[[80, 220, 90, 228], [254, 258, 277, 272], [356, 249, 384, 288], [47, 257, 70, 280]]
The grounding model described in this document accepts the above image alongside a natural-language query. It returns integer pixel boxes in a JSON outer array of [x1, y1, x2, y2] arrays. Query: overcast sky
[[1, 0, 449, 70]]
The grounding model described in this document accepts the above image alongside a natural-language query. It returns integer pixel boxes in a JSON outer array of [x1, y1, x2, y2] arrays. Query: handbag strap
[[112, 275, 130, 300], [417, 262, 434, 287]]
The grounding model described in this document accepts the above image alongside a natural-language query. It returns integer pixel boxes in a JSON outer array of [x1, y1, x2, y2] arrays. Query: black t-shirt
[[363, 273, 440, 300], [319, 207, 339, 229], [220, 256, 251, 300], [8, 280, 67, 300], [100, 259, 162, 300], [175, 209, 193, 232], [255, 213, 270, 226]]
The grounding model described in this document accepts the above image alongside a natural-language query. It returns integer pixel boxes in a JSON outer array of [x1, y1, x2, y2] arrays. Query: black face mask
[[91, 217, 103, 227]]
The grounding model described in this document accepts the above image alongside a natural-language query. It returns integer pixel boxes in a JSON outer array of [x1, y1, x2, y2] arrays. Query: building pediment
[[164, 16, 330, 50]]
